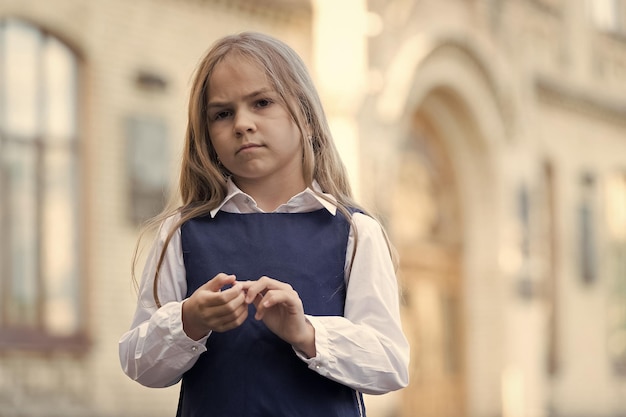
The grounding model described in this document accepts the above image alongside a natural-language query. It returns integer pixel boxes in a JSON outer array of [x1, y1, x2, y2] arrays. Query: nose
[[233, 109, 256, 136]]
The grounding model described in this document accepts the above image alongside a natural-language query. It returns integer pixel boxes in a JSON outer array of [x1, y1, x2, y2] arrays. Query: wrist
[[181, 299, 209, 341], [292, 319, 316, 359]]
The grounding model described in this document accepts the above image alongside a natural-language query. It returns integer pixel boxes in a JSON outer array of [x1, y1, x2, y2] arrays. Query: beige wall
[[0, 1, 311, 416], [361, 1, 626, 417], [2, 1, 626, 417]]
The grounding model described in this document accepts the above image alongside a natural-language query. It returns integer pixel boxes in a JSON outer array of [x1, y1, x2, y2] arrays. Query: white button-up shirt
[[119, 180, 410, 395]]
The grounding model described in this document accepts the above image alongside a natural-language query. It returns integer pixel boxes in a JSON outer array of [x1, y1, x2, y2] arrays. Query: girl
[[119, 32, 409, 417]]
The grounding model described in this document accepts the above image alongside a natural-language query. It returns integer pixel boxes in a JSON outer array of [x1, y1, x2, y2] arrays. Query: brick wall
[[0, 1, 311, 416]]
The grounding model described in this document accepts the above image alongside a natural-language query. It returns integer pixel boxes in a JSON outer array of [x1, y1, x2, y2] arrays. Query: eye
[[212, 110, 232, 121], [256, 98, 272, 108]]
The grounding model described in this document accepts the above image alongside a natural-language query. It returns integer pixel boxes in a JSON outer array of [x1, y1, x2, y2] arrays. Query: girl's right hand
[[181, 273, 248, 340]]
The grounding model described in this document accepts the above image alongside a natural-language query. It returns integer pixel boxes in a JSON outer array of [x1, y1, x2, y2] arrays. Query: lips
[[236, 143, 262, 154]]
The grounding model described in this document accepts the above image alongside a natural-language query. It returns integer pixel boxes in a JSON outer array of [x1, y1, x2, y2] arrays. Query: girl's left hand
[[241, 276, 316, 358]]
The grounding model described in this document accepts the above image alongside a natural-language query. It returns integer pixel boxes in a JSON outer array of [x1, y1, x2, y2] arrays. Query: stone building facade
[[359, 2, 626, 417], [1, 1, 625, 417]]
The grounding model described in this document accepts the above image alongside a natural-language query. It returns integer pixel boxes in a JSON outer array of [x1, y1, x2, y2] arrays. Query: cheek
[[208, 140, 227, 165], [290, 126, 305, 152], [208, 128, 227, 153], [283, 118, 301, 141]]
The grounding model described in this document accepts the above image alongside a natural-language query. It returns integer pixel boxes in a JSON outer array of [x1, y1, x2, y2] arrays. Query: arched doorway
[[391, 110, 465, 417], [364, 35, 508, 417]]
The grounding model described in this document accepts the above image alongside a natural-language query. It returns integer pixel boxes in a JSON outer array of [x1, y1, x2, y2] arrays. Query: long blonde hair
[[134, 32, 391, 307]]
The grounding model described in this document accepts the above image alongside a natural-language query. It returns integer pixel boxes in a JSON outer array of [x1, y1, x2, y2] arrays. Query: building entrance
[[390, 114, 465, 417]]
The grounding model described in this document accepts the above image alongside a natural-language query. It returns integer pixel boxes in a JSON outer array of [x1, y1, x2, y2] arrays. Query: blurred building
[[0, 1, 625, 417]]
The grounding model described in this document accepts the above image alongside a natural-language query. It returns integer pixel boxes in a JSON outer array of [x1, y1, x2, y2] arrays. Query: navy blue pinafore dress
[[177, 209, 365, 417]]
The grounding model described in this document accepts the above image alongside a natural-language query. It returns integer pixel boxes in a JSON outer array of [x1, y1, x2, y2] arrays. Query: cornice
[[170, 0, 311, 21], [535, 75, 626, 126]]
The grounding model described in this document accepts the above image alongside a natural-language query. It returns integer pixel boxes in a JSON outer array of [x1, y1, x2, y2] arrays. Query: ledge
[[535, 75, 626, 126], [0, 328, 91, 355]]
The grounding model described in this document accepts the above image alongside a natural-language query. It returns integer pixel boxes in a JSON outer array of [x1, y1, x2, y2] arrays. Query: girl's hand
[[182, 273, 248, 340], [242, 276, 316, 358]]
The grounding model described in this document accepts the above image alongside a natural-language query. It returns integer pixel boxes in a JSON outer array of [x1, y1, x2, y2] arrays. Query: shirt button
[[191, 346, 198, 352]]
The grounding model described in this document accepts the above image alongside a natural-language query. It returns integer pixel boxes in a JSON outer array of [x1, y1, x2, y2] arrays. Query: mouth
[[236, 143, 263, 154]]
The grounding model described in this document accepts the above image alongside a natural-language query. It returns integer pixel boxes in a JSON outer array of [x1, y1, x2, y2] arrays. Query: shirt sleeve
[[295, 212, 410, 395], [118, 215, 209, 388]]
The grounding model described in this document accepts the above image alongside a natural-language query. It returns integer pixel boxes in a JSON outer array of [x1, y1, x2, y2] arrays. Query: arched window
[[606, 171, 626, 374], [587, 0, 625, 34], [0, 18, 85, 350]]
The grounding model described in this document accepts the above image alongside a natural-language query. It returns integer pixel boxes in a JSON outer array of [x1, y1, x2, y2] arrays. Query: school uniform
[[119, 179, 409, 415], [178, 208, 362, 416]]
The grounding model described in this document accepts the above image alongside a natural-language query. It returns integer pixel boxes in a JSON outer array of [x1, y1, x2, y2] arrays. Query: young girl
[[119, 32, 409, 417]]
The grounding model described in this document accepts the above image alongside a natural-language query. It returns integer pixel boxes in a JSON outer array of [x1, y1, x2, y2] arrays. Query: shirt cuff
[[293, 315, 334, 377], [165, 300, 209, 354]]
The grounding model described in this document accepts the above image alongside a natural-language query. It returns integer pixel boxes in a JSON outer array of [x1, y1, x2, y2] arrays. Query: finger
[[205, 286, 247, 319], [257, 290, 298, 312], [197, 279, 244, 308], [200, 291, 249, 332], [242, 277, 271, 303], [244, 276, 289, 304], [250, 293, 266, 320], [200, 273, 236, 292], [253, 290, 302, 322], [213, 302, 249, 331]]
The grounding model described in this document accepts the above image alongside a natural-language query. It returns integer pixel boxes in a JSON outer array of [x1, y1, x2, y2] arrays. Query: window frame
[[0, 17, 89, 352], [587, 0, 626, 36]]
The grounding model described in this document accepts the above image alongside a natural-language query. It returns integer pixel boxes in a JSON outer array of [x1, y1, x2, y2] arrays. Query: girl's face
[[207, 54, 305, 196]]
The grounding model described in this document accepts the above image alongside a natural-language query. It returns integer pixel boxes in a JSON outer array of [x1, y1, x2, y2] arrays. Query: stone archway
[[361, 33, 508, 417], [391, 110, 464, 417]]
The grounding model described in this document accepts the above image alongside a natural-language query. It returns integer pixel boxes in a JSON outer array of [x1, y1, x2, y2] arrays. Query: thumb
[[201, 273, 236, 292]]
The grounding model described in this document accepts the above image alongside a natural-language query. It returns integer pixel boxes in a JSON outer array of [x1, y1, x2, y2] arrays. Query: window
[[587, 0, 626, 34], [578, 173, 597, 284], [125, 115, 169, 225], [0, 18, 84, 349], [606, 172, 626, 374], [539, 161, 560, 376]]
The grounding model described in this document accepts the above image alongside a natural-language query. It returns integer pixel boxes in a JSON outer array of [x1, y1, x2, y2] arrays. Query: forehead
[[208, 54, 273, 98]]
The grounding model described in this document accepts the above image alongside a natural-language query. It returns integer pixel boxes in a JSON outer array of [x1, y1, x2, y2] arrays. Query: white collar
[[209, 178, 338, 218]]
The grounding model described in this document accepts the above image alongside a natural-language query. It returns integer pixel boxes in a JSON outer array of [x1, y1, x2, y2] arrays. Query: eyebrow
[[207, 88, 274, 110]]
